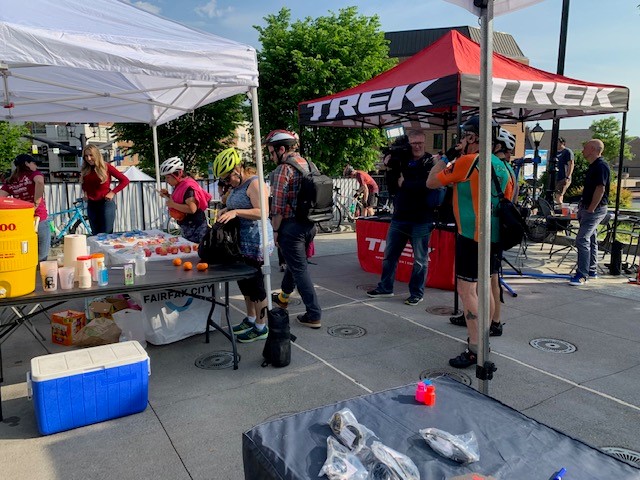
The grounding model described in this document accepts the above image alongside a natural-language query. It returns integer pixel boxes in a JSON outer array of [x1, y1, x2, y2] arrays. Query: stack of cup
[[58, 266, 75, 290], [39, 261, 59, 292]]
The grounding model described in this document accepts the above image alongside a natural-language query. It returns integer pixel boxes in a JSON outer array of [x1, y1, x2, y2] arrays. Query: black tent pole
[[546, 0, 571, 204], [612, 112, 627, 244]]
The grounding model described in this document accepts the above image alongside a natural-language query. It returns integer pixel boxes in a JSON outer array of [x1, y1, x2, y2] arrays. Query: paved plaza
[[1, 231, 640, 479]]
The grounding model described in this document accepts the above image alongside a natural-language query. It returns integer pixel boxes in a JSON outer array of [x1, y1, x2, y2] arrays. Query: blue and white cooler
[[28, 341, 150, 435]]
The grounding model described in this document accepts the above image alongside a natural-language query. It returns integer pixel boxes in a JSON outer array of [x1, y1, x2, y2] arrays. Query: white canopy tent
[[1, 0, 272, 298]]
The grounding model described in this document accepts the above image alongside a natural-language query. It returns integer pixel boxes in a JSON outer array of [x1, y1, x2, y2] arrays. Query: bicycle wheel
[[317, 206, 341, 233], [526, 217, 548, 243]]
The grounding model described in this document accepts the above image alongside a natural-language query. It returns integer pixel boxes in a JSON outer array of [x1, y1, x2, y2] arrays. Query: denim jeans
[[87, 199, 116, 234], [278, 220, 321, 320], [575, 205, 608, 278], [38, 219, 51, 262], [376, 220, 434, 298]]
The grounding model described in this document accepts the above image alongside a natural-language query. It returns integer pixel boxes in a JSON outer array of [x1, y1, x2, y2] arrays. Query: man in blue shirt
[[569, 139, 609, 286], [554, 137, 574, 205]]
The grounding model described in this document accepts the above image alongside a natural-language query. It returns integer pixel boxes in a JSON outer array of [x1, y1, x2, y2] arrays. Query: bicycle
[[317, 186, 364, 233], [48, 198, 92, 247]]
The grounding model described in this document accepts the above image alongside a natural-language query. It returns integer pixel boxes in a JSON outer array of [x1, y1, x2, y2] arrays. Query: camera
[[382, 135, 412, 196]]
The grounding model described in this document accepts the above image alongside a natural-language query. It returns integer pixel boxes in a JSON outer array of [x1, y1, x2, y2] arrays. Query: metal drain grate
[[601, 447, 640, 467], [194, 351, 239, 370], [419, 369, 472, 386], [327, 325, 367, 339], [426, 306, 461, 316], [529, 338, 576, 354]]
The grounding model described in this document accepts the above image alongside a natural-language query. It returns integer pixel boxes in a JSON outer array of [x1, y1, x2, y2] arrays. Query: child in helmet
[[158, 156, 211, 243]]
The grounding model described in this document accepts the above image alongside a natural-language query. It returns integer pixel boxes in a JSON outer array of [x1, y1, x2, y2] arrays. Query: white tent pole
[[152, 124, 161, 189], [249, 86, 272, 311], [477, 0, 495, 395]]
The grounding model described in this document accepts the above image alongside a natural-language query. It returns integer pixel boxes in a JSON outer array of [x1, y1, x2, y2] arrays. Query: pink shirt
[[1, 170, 48, 220]]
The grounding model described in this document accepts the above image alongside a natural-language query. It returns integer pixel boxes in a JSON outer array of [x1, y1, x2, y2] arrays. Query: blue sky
[[125, 0, 638, 136]]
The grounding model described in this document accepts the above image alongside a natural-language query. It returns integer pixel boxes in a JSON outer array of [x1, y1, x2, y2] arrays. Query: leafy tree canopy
[[110, 95, 246, 177], [0, 122, 30, 174], [255, 7, 396, 175], [589, 116, 636, 163]]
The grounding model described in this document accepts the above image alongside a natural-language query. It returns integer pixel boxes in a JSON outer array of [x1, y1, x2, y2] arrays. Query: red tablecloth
[[356, 218, 455, 291]]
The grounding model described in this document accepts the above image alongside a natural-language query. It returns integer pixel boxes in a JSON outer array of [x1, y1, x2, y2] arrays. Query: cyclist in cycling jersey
[[343, 165, 379, 217]]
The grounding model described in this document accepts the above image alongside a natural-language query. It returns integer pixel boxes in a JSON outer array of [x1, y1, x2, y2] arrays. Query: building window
[[60, 156, 78, 169], [433, 133, 444, 150], [240, 134, 247, 143]]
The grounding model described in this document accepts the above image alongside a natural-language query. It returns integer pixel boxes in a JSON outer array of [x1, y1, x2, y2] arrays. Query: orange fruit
[[196, 262, 208, 271], [183, 261, 193, 271], [172, 258, 182, 266]]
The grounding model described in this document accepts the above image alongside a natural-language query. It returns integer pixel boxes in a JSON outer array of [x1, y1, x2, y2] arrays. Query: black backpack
[[261, 307, 296, 368], [284, 157, 334, 223], [491, 166, 528, 251], [197, 218, 242, 265]]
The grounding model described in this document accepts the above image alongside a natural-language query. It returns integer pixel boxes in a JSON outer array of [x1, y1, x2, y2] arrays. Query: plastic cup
[[39, 261, 59, 292], [58, 266, 75, 290]]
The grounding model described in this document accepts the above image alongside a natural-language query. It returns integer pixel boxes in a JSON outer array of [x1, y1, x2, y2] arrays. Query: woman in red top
[[0, 154, 50, 261], [80, 144, 129, 234]]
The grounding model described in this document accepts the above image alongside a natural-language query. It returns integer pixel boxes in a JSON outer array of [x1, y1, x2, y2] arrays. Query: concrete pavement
[[1, 231, 640, 479]]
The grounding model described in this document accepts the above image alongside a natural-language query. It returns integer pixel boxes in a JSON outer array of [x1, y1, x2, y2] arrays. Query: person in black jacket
[[367, 129, 438, 305]]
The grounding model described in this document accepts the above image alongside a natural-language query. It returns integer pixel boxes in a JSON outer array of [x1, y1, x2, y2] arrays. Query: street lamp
[[529, 123, 545, 202]]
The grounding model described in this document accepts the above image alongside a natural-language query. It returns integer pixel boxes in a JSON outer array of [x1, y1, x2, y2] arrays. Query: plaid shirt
[[271, 153, 309, 219]]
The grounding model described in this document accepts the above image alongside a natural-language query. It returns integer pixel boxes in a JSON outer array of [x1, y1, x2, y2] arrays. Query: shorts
[[555, 178, 571, 196], [237, 257, 266, 303], [366, 193, 378, 208], [455, 235, 502, 282]]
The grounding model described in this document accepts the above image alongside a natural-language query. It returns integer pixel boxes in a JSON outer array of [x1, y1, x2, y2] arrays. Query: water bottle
[[134, 253, 146, 276], [349, 203, 356, 215], [97, 265, 109, 286]]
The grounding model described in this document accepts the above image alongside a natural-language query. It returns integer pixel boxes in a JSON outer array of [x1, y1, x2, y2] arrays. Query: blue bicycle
[[49, 199, 93, 247]]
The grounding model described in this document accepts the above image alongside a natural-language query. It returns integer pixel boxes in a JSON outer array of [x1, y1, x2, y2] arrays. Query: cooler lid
[[30, 340, 149, 381], [0, 197, 34, 210]]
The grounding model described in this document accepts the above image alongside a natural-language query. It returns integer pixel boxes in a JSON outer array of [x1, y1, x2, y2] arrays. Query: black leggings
[[237, 258, 266, 302]]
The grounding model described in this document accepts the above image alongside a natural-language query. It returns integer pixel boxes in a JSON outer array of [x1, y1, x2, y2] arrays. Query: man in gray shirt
[[554, 137, 574, 205]]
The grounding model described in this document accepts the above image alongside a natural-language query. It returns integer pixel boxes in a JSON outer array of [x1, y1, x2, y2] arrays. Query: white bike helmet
[[160, 156, 184, 176], [264, 129, 299, 147], [495, 128, 516, 152]]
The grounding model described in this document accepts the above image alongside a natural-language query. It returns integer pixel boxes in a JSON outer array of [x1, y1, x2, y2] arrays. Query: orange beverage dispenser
[[0, 197, 38, 298]]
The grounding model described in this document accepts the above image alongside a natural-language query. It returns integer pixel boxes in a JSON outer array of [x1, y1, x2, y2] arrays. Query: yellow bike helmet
[[212, 148, 241, 179]]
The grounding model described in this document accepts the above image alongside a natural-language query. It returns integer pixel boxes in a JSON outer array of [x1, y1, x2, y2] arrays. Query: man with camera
[[427, 116, 514, 368], [366, 129, 438, 306]]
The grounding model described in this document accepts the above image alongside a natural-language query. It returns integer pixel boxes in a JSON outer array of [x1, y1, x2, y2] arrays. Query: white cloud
[[195, 0, 233, 19], [122, 0, 161, 15]]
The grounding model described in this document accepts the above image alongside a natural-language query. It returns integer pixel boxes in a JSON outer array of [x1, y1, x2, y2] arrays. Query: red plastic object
[[415, 382, 426, 403], [424, 385, 436, 406]]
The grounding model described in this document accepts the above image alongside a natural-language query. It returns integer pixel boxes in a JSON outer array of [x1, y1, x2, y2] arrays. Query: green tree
[[255, 7, 395, 175], [110, 95, 246, 176], [589, 116, 635, 163], [0, 122, 30, 173]]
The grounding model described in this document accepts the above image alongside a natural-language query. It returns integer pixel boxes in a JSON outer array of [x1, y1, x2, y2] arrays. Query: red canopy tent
[[298, 30, 629, 130]]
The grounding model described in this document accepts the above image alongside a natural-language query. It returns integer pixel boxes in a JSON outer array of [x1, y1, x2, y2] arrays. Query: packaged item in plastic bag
[[328, 408, 376, 452], [359, 441, 420, 480], [318, 436, 369, 480], [419, 428, 479, 464]]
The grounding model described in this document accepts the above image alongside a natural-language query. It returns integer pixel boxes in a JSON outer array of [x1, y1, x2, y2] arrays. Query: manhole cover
[[601, 447, 640, 467], [356, 283, 378, 292], [194, 351, 239, 370], [419, 369, 472, 386], [327, 325, 367, 338], [282, 298, 302, 307], [426, 306, 461, 316], [529, 338, 576, 354]]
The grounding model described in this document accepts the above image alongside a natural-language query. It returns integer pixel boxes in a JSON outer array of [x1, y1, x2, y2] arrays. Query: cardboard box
[[89, 301, 116, 319], [28, 341, 150, 435], [51, 310, 87, 346], [106, 296, 129, 313]]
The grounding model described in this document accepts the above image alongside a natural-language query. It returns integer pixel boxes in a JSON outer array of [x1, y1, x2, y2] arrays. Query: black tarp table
[[243, 377, 639, 479]]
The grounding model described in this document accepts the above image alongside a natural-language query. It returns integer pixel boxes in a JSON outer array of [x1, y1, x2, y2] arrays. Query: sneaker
[[236, 325, 269, 343], [232, 318, 254, 335], [568, 274, 587, 286], [449, 349, 478, 369], [271, 292, 289, 309], [404, 295, 423, 306], [450, 313, 466, 327], [297, 313, 321, 329], [489, 322, 503, 337], [588, 271, 598, 279], [366, 288, 393, 298]]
